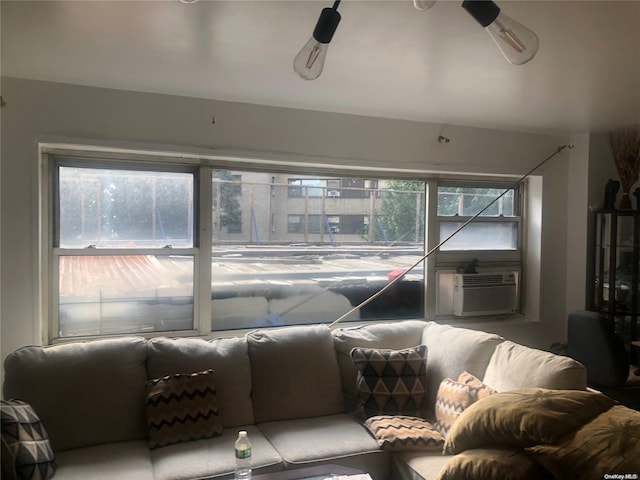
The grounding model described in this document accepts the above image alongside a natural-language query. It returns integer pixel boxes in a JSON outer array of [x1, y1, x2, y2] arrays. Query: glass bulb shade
[[293, 37, 329, 80], [486, 12, 539, 65], [413, 0, 436, 10]]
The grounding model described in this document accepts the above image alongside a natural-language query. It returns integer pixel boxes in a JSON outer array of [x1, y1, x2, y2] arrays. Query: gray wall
[[1, 77, 614, 375]]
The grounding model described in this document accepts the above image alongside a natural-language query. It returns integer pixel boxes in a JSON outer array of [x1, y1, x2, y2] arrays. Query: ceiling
[[2, 0, 639, 135]]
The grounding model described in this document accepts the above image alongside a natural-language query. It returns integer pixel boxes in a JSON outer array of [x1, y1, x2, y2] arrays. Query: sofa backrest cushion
[[247, 324, 344, 422], [147, 336, 254, 427], [3, 337, 148, 452], [421, 322, 504, 414], [482, 341, 587, 391], [333, 320, 427, 411]]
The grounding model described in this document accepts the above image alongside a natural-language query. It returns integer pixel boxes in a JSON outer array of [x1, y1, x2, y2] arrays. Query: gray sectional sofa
[[2, 320, 587, 480]]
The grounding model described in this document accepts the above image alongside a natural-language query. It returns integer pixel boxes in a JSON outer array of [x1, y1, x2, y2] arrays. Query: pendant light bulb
[[294, 37, 331, 81], [294, 5, 341, 80], [462, 0, 539, 65], [413, 0, 436, 11]]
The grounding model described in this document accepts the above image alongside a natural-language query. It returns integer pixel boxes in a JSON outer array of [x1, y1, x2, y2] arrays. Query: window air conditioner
[[327, 190, 340, 198], [453, 272, 517, 316]]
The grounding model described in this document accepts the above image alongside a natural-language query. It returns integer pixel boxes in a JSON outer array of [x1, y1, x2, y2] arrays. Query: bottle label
[[236, 447, 251, 459]]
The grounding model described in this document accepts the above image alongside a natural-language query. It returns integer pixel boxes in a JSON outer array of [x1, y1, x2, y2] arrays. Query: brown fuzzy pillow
[[444, 388, 615, 454], [526, 405, 640, 480], [437, 447, 554, 480]]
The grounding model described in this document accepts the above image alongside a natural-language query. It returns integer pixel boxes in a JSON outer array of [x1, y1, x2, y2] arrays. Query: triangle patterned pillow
[[351, 345, 428, 419], [1, 399, 57, 480]]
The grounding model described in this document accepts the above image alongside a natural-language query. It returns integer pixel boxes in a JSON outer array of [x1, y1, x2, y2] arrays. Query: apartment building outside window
[[42, 147, 523, 342]]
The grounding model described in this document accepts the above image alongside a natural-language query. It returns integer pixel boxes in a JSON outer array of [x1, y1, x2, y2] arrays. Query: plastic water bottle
[[234, 430, 252, 479]]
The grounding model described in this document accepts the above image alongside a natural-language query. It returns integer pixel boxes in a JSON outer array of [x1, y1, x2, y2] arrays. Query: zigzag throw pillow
[[434, 373, 497, 437], [145, 369, 222, 449], [351, 345, 428, 419], [434, 378, 478, 437], [363, 415, 444, 451], [1, 399, 56, 480]]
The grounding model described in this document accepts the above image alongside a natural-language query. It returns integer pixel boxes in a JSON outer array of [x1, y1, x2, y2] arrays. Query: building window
[[436, 185, 519, 251], [288, 178, 324, 197], [287, 215, 304, 233], [42, 147, 525, 342], [433, 182, 522, 316], [54, 164, 196, 338]]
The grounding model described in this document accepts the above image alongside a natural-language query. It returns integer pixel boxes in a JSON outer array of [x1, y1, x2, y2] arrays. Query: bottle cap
[[239, 431, 247, 437]]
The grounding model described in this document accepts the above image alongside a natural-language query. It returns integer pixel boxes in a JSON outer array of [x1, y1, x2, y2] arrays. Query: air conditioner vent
[[456, 272, 515, 287], [453, 272, 517, 316]]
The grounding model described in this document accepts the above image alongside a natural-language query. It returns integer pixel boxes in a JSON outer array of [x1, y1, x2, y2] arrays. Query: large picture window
[[43, 148, 523, 342]]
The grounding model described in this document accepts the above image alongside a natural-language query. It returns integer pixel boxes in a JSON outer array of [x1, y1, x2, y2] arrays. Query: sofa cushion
[[392, 451, 453, 480], [333, 320, 427, 410], [1, 400, 56, 480], [151, 426, 282, 480], [422, 323, 504, 414], [437, 447, 554, 480], [362, 415, 444, 451], [257, 413, 381, 463], [145, 369, 222, 449], [2, 337, 149, 451], [351, 345, 428, 418], [247, 324, 344, 422], [147, 336, 254, 427], [482, 341, 587, 391], [53, 440, 154, 480], [53, 440, 155, 480]]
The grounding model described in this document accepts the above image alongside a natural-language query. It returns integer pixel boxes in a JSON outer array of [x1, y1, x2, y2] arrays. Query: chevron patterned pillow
[[434, 378, 478, 437], [351, 345, 428, 419], [457, 370, 496, 400], [145, 369, 222, 449], [363, 415, 444, 451], [0, 399, 56, 480]]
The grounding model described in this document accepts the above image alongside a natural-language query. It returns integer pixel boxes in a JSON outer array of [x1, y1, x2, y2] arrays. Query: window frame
[[47, 156, 204, 341], [433, 179, 523, 264], [39, 144, 527, 344]]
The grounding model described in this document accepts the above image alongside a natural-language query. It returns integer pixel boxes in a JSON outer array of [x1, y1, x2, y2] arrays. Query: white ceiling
[[2, 0, 639, 135]]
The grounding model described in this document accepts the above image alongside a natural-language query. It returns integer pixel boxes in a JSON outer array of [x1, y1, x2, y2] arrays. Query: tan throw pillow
[[526, 405, 640, 480], [434, 378, 478, 436], [145, 369, 222, 449], [437, 447, 554, 480], [351, 345, 428, 419], [0, 400, 56, 480], [434, 372, 497, 437], [363, 415, 444, 451], [444, 388, 616, 455], [457, 371, 496, 400]]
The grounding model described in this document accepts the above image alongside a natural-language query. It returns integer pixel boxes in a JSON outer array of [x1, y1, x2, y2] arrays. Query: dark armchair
[[566, 310, 640, 409]]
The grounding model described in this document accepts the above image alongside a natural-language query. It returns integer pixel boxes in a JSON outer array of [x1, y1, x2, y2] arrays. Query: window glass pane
[[437, 187, 515, 217], [58, 255, 194, 337], [439, 221, 518, 250], [59, 167, 193, 248], [211, 172, 426, 330]]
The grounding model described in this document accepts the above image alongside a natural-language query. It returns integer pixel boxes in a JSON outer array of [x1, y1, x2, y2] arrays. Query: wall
[[1, 77, 574, 372]]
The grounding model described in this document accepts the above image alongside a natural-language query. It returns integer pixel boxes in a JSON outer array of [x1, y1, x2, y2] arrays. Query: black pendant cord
[[329, 144, 574, 328], [332, 0, 341, 10]]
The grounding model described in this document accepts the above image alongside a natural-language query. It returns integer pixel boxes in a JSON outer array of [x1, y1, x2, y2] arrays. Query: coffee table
[[252, 464, 367, 480]]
